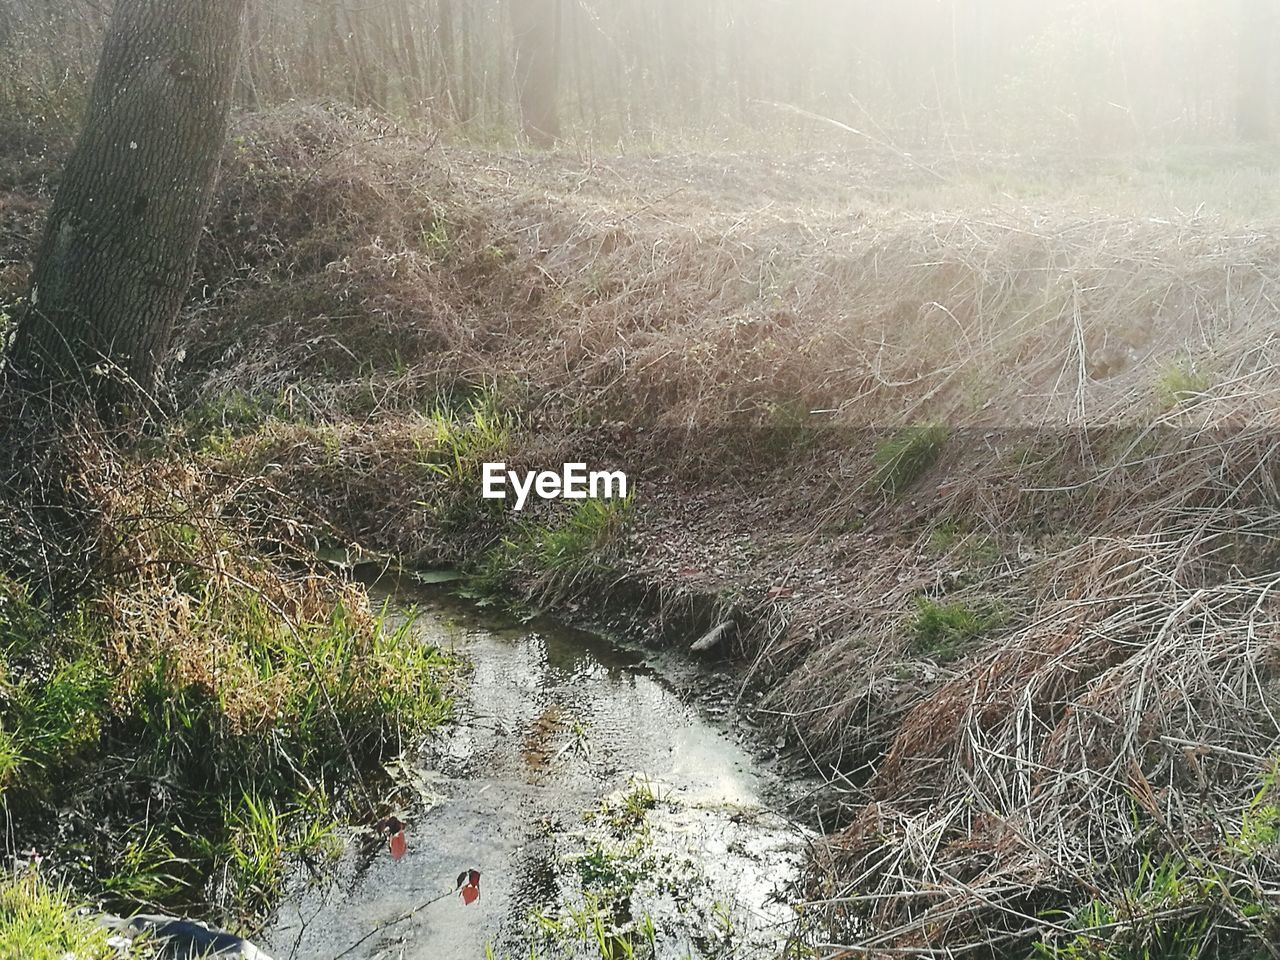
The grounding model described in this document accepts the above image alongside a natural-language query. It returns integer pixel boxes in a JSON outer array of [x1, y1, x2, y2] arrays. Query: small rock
[[690, 620, 734, 654]]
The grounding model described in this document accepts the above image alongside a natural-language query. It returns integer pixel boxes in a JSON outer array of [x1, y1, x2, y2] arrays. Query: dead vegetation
[[797, 428, 1280, 954], [171, 107, 1280, 443], [165, 104, 1280, 954], [9, 102, 1280, 952]]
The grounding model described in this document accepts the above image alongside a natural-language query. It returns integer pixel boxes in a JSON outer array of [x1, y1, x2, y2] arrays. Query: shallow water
[[266, 584, 807, 960]]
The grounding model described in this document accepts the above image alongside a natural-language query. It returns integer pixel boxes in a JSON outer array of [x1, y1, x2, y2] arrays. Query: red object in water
[[389, 830, 407, 861], [456, 869, 481, 905]]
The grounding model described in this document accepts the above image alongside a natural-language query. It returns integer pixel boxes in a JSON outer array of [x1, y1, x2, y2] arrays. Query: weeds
[[536, 496, 634, 578], [414, 391, 512, 490], [0, 581, 110, 795], [598, 777, 661, 836], [1034, 853, 1278, 960], [0, 495, 452, 923], [529, 802, 688, 960], [529, 894, 662, 960], [1234, 764, 1280, 853], [11, 103, 1280, 959], [177, 389, 282, 450], [0, 297, 22, 343], [518, 774, 770, 960], [0, 873, 128, 960], [99, 830, 185, 905], [419, 219, 456, 262], [216, 792, 340, 914]]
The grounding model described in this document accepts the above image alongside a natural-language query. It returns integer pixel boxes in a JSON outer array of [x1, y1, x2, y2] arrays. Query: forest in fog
[[3, 0, 1276, 148]]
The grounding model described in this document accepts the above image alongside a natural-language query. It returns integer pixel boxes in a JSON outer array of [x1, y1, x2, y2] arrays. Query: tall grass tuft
[[908, 597, 1000, 662], [0, 873, 124, 960], [468, 495, 634, 602], [873, 424, 948, 496]]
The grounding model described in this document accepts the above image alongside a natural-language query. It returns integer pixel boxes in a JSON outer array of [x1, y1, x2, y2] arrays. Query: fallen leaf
[[456, 868, 481, 905], [389, 830, 407, 860]]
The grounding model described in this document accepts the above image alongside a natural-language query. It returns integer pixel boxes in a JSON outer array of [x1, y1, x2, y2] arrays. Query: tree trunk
[[457, 0, 475, 121], [394, 0, 424, 114], [6, 0, 247, 414], [433, 0, 458, 119], [1237, 0, 1273, 141], [509, 0, 561, 146]]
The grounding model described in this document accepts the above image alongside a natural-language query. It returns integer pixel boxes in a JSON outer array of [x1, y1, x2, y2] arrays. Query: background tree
[[509, 0, 562, 145], [1236, 0, 1273, 141], [0, 1, 1272, 162], [7, 0, 248, 413]]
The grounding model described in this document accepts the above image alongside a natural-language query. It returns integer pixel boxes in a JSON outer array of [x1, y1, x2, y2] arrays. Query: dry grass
[[176, 106, 1280, 445], [10, 102, 1280, 951], [164, 105, 1280, 951], [771, 424, 1280, 954]]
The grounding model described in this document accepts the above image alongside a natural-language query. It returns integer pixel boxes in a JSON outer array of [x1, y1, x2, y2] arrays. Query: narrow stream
[[266, 582, 809, 960]]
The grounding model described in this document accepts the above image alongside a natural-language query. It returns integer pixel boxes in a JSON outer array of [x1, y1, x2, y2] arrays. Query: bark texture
[[8, 0, 247, 410], [509, 0, 561, 146]]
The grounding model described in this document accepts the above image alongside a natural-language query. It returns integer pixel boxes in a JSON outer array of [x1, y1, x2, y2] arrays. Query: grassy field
[[0, 410, 456, 942], [4, 103, 1280, 955]]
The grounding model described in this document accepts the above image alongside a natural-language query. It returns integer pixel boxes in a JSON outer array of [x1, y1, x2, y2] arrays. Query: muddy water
[[266, 584, 808, 960]]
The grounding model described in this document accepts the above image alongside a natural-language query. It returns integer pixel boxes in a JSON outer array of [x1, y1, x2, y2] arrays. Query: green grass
[[1034, 764, 1280, 960], [1156, 362, 1212, 409], [0, 581, 111, 795], [598, 777, 661, 836], [123, 592, 449, 778], [1033, 852, 1278, 960], [1233, 762, 1280, 854], [0, 559, 452, 922], [0, 873, 131, 960], [537, 496, 634, 576], [1035, 859, 1210, 960], [513, 771, 747, 960], [527, 794, 674, 960], [529, 892, 661, 960], [468, 495, 635, 601], [873, 424, 948, 496], [908, 596, 1001, 661], [178, 389, 283, 451], [414, 390, 511, 487], [214, 791, 340, 914], [412, 389, 514, 529], [418, 218, 456, 262], [98, 830, 184, 905]]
